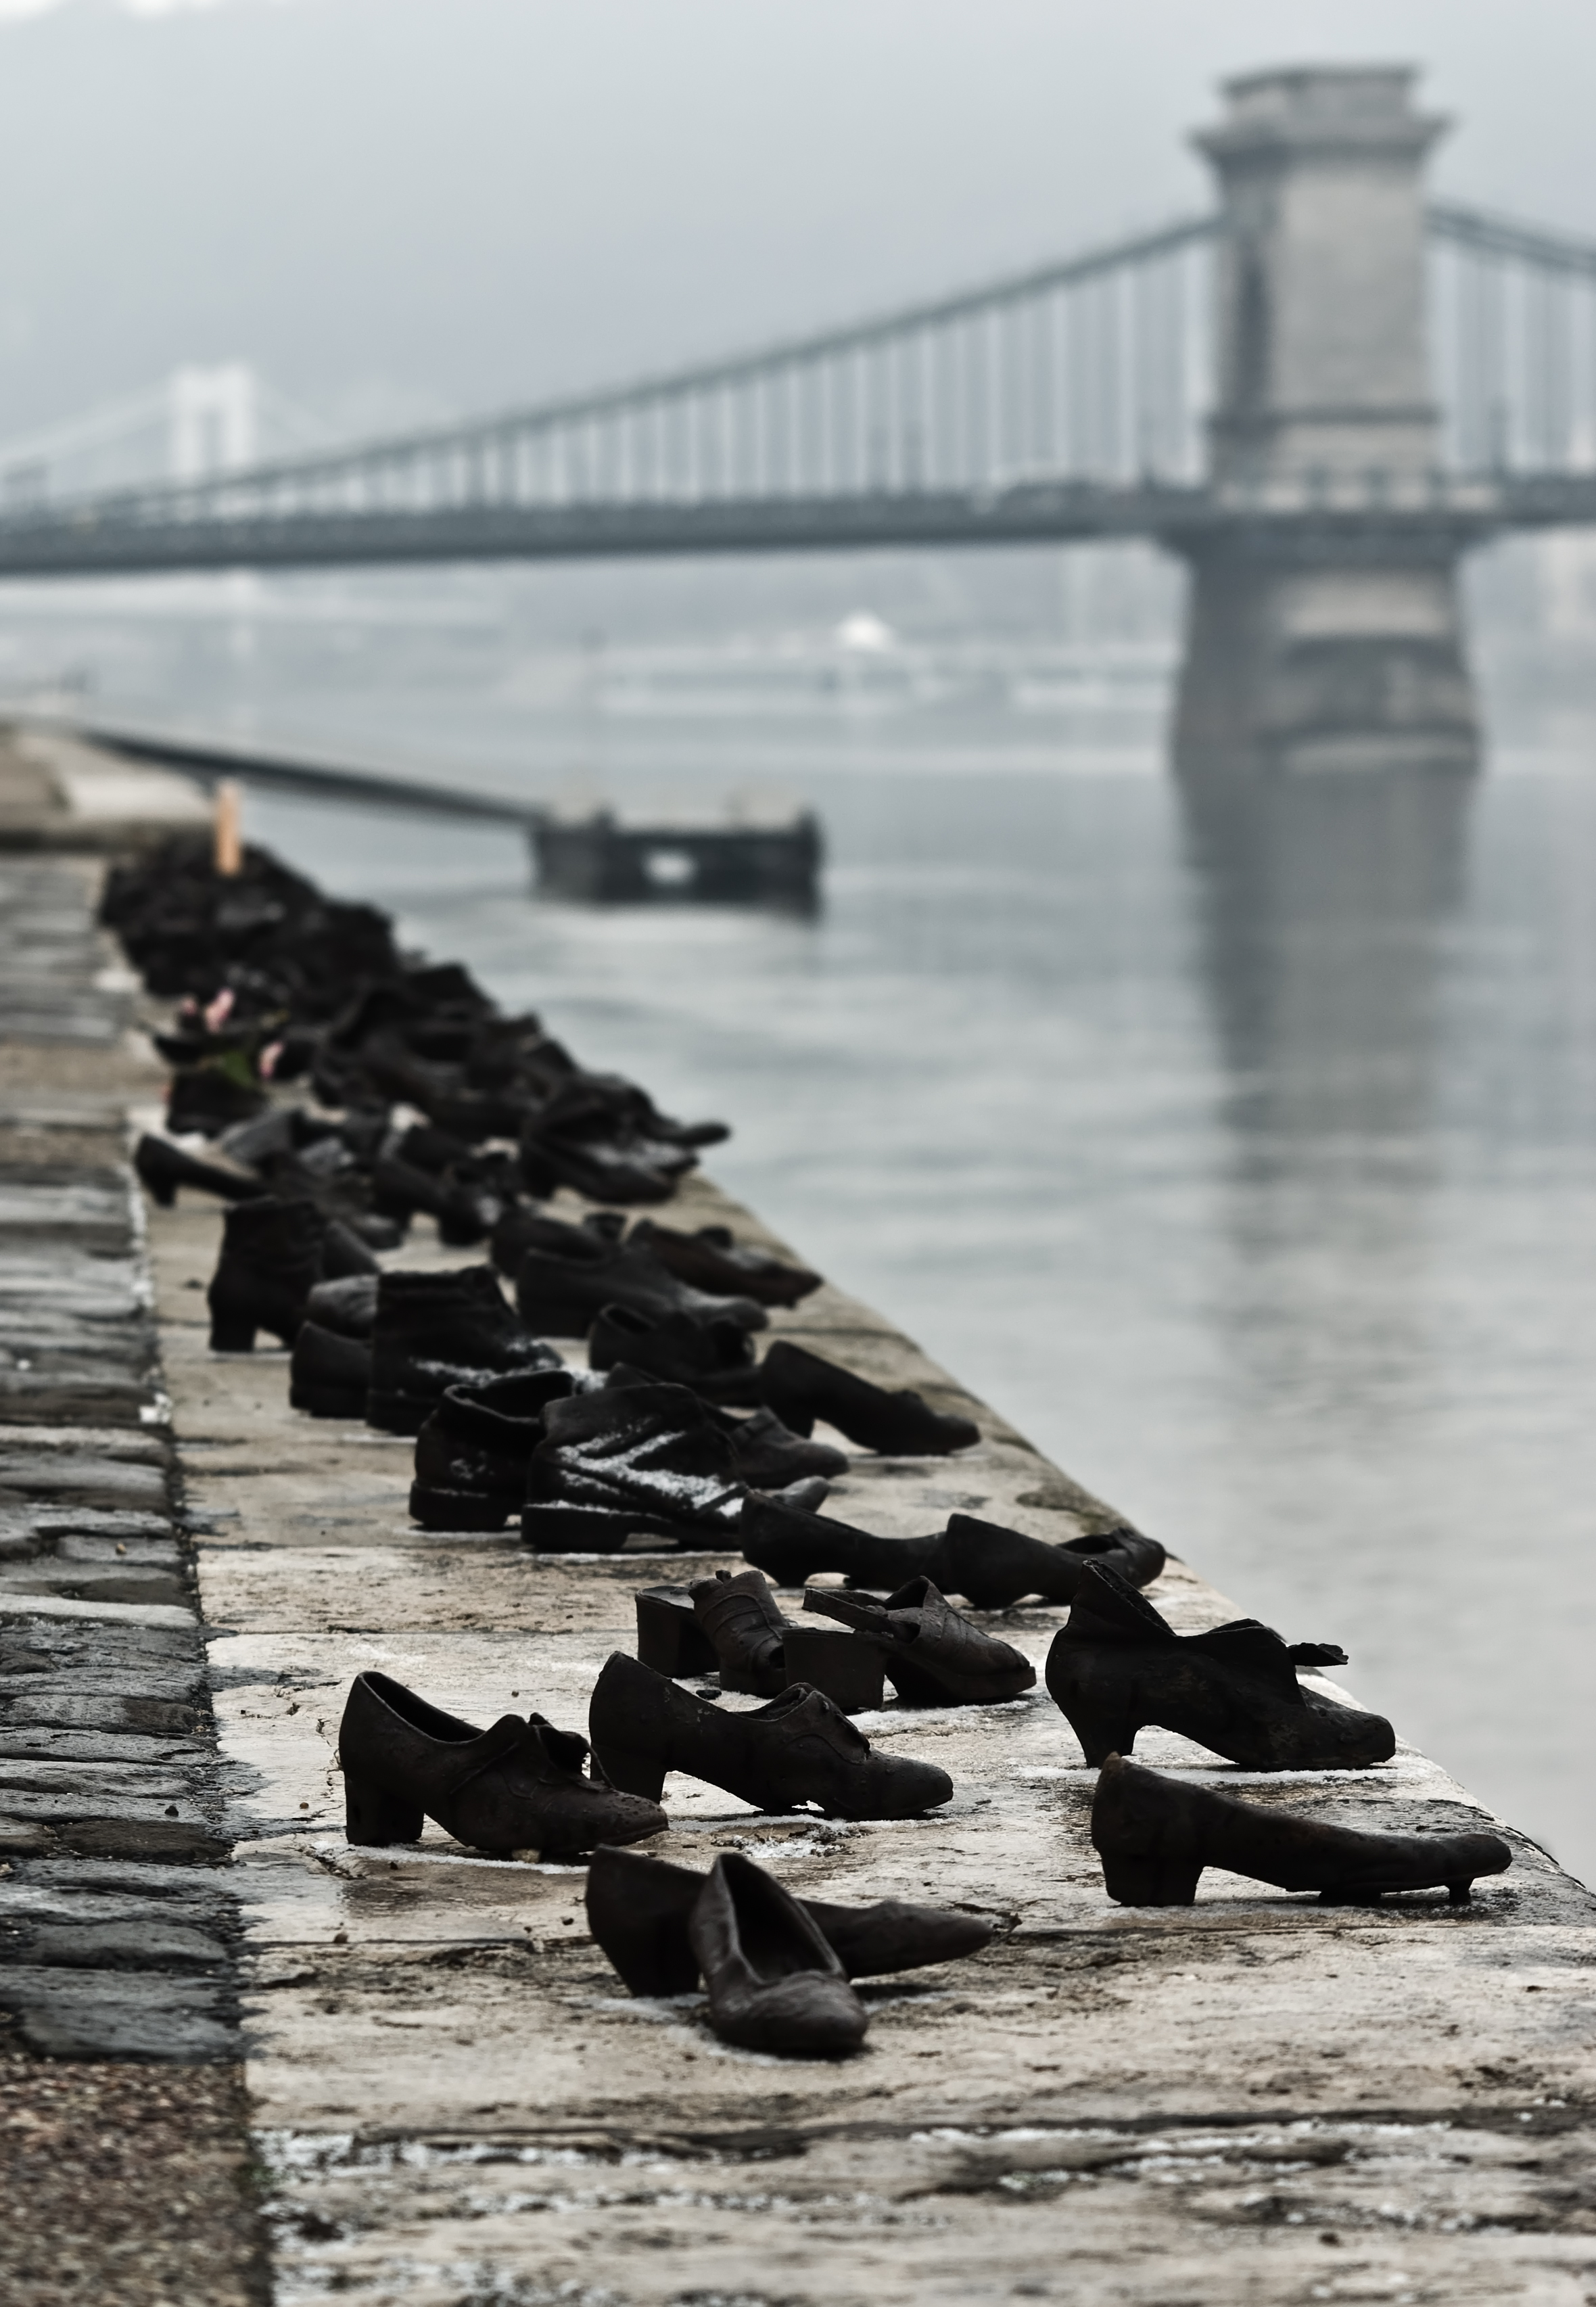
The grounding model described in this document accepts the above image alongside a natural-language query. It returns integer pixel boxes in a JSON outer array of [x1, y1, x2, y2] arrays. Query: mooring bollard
[[214, 777, 242, 875]]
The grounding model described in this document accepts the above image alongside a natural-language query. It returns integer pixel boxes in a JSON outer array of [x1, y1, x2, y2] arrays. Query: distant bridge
[[4, 67, 1596, 770], [1, 202, 1593, 581]]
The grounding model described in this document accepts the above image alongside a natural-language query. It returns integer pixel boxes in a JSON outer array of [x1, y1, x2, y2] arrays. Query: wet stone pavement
[[149, 1173, 1596, 2304], [4, 807, 1596, 2305]]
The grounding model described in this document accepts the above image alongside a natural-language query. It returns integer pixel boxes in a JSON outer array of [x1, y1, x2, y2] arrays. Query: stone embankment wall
[[2, 732, 1595, 2306]]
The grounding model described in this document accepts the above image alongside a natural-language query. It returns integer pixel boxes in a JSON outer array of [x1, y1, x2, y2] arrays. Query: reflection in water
[[1181, 768, 1476, 1446], [1181, 766, 1473, 1150]]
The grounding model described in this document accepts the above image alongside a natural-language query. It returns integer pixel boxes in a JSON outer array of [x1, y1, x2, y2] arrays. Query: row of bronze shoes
[[104, 831, 738, 1208], [140, 1167, 985, 1520], [331, 1553, 1513, 2055], [109, 835, 1514, 2061]]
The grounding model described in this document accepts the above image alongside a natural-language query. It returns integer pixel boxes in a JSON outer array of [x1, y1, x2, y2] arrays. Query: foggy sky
[[2, 0, 1595, 445]]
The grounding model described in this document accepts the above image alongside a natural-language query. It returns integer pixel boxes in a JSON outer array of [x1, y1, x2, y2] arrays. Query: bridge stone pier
[[1174, 66, 1480, 778]]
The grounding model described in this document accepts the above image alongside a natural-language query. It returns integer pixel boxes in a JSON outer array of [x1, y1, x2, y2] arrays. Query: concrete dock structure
[[1, 736, 1594, 2303]]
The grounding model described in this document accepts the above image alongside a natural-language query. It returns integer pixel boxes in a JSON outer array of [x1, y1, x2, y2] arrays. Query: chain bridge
[[7, 66, 1596, 770]]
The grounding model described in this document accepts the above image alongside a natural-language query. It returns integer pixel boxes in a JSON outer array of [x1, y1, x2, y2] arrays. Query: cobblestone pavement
[[0, 842, 263, 2307]]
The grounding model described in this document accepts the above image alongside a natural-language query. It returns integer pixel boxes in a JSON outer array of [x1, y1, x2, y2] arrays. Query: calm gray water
[[230, 697, 1596, 1885]]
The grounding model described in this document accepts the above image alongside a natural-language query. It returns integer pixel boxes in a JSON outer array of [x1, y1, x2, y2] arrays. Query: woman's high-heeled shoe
[[689, 1568, 791, 1694], [757, 1340, 978, 1455], [738, 1493, 943, 1591], [634, 1577, 887, 1712], [1046, 1565, 1394, 1771], [588, 1304, 764, 1405], [338, 1670, 666, 1859], [588, 1652, 952, 1819], [739, 1496, 1165, 1612], [629, 1219, 822, 1308], [634, 1585, 720, 1679], [1092, 1752, 1511, 1906]]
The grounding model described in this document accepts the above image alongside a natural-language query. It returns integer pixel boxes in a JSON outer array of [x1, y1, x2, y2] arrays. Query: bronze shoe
[[1093, 1753, 1511, 1906], [338, 1670, 665, 1859]]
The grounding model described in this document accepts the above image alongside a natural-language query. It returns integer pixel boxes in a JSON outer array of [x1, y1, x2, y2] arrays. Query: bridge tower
[[1174, 66, 1479, 776]]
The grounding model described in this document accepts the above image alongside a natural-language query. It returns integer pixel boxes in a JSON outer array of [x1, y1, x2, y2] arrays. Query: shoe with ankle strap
[[1047, 1566, 1394, 1771]]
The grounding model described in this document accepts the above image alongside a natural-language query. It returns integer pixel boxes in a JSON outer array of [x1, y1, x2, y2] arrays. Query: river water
[[204, 674, 1596, 1886]]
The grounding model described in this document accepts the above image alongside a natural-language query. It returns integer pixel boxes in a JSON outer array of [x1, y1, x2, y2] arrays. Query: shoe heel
[[1099, 1851, 1202, 1907], [208, 1310, 258, 1353], [1066, 1703, 1142, 1768], [344, 1772, 425, 1847], [145, 1175, 177, 1209], [636, 1589, 718, 1679], [1044, 1661, 1140, 1767], [783, 1625, 885, 1713], [593, 1740, 667, 1803], [590, 1654, 674, 1801]]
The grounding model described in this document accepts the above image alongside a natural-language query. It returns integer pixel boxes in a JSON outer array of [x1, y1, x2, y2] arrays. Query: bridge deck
[[0, 475, 1591, 580]]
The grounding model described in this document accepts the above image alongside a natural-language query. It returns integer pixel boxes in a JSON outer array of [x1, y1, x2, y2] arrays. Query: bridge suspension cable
[[1428, 201, 1596, 475], [7, 195, 1596, 577], [0, 214, 1218, 552]]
